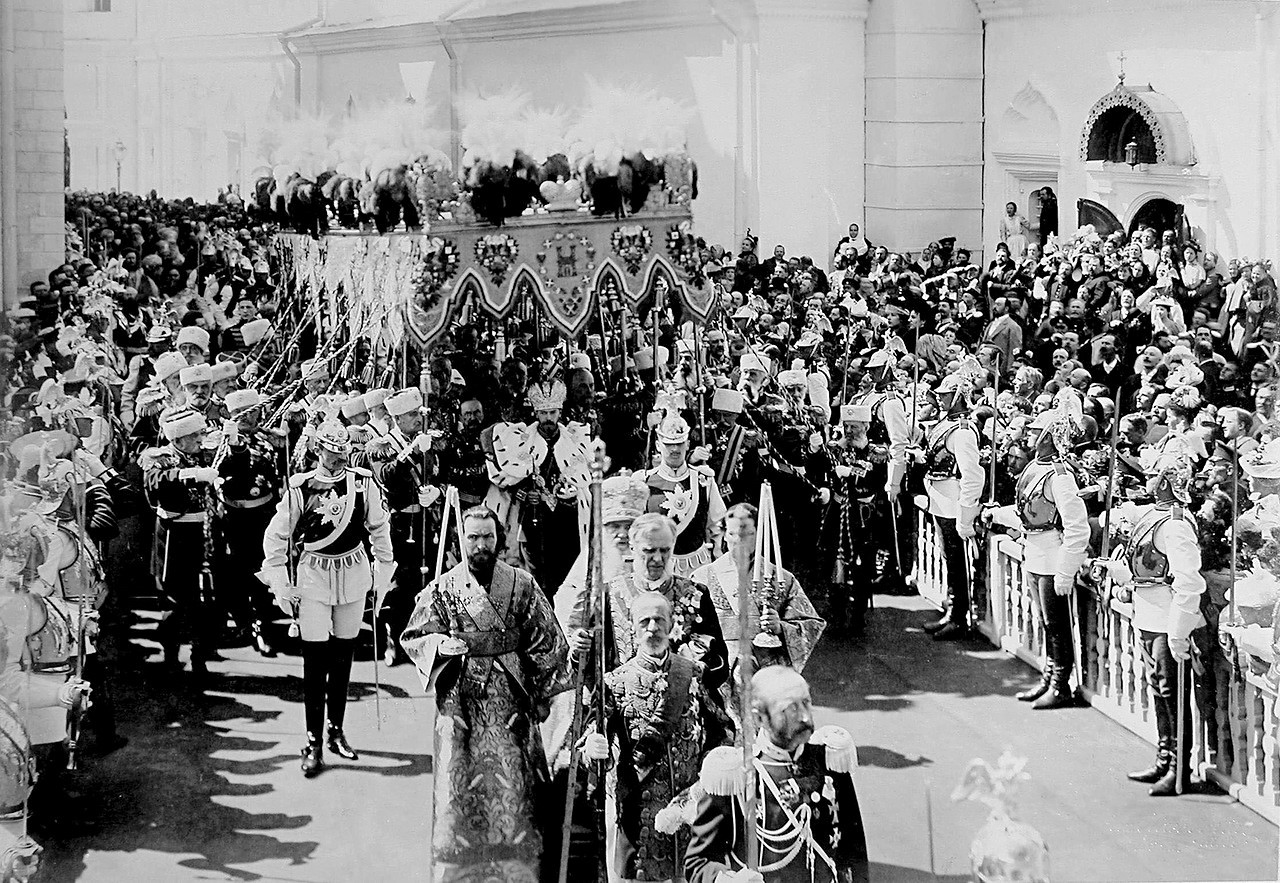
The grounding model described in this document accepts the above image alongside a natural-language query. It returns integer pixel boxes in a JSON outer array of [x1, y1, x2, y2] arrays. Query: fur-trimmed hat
[[363, 388, 391, 410], [340, 395, 368, 418], [385, 387, 423, 417], [241, 318, 271, 347], [154, 351, 187, 383], [179, 364, 213, 386], [840, 404, 872, 423], [176, 326, 210, 352], [210, 361, 239, 383], [160, 407, 206, 441], [225, 389, 264, 415], [711, 388, 744, 414], [301, 358, 330, 382]]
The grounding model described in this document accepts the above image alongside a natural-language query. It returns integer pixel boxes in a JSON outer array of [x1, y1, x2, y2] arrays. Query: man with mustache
[[590, 513, 729, 696], [259, 421, 395, 776], [401, 506, 572, 882], [684, 666, 868, 883], [581, 591, 733, 883]]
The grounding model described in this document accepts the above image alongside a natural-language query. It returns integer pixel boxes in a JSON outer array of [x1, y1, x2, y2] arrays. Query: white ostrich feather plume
[[339, 101, 447, 176], [263, 112, 334, 184], [519, 106, 571, 165], [567, 78, 692, 175], [460, 88, 533, 169]]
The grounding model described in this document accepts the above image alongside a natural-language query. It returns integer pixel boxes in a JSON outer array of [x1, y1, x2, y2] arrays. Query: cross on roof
[[1118, 51, 1127, 85]]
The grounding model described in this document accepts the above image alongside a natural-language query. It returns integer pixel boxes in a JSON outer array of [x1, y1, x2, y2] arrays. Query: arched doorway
[[1085, 106, 1158, 164], [1128, 197, 1190, 243]]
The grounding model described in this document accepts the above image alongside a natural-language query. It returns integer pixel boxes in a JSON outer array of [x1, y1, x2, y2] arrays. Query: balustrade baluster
[[1250, 687, 1267, 798], [1093, 589, 1109, 698], [1231, 652, 1250, 788], [1212, 651, 1234, 777]]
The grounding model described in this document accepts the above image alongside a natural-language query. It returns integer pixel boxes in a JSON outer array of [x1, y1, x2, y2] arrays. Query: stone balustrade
[[909, 502, 1280, 826]]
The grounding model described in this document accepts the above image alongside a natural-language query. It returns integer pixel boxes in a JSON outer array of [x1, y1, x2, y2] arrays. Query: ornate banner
[[276, 206, 712, 350]]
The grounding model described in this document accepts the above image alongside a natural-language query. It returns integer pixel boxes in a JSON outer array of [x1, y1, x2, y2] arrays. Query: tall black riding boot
[[1129, 695, 1174, 783], [1150, 674, 1193, 796], [1016, 656, 1054, 702], [326, 637, 359, 760], [301, 641, 328, 777], [1018, 578, 1054, 702], [1033, 589, 1076, 710]]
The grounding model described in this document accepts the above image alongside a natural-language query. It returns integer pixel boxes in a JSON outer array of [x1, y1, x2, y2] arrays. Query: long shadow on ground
[[806, 603, 1046, 716], [32, 667, 318, 883]]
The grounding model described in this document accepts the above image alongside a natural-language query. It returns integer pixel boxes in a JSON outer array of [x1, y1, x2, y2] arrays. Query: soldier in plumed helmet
[[850, 348, 911, 591], [1096, 450, 1207, 797], [984, 388, 1092, 708], [259, 420, 395, 777], [920, 358, 986, 640], [644, 401, 726, 578], [121, 324, 172, 431]]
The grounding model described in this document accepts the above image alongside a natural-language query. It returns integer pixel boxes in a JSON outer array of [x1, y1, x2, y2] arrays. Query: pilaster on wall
[[863, 0, 983, 256], [1, 0, 65, 309], [752, 0, 868, 263]]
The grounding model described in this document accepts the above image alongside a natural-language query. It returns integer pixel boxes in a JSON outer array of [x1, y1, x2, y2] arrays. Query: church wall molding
[[287, 0, 866, 55], [973, 0, 1257, 23]]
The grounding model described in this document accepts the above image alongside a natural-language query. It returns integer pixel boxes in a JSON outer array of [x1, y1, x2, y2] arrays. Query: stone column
[[752, 0, 868, 265], [1, 0, 65, 309], [863, 0, 983, 257]]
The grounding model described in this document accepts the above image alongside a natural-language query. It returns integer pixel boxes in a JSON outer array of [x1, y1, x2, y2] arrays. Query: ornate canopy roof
[[1079, 79, 1194, 166]]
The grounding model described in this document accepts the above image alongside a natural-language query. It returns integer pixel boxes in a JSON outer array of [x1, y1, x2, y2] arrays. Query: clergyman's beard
[[603, 543, 631, 579], [468, 549, 497, 583]]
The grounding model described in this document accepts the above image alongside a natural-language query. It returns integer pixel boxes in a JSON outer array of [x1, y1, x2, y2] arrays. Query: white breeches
[[298, 599, 364, 643]]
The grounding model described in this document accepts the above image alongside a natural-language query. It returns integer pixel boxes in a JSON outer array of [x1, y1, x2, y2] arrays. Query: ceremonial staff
[[591, 445, 610, 882], [282, 429, 301, 640], [558, 441, 607, 883], [65, 467, 91, 771], [1229, 433, 1238, 626], [1091, 387, 1124, 657], [839, 321, 855, 405], [1099, 388, 1123, 563], [694, 322, 707, 447], [985, 349, 1002, 506], [732, 483, 767, 872]]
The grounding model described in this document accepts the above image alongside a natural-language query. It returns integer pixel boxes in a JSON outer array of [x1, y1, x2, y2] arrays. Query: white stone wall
[[864, 0, 984, 257], [63, 0, 306, 200], [981, 0, 1280, 263], [2, 0, 66, 307], [57, 0, 1280, 273], [293, 0, 868, 261]]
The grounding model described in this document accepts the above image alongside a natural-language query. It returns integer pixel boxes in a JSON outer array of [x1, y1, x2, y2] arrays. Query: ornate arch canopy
[[1079, 81, 1194, 166]]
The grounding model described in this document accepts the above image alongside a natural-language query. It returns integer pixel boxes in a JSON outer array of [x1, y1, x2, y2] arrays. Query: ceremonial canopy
[[276, 206, 717, 353]]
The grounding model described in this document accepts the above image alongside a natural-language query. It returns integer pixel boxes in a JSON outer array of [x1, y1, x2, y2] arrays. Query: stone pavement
[[29, 594, 1280, 882]]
